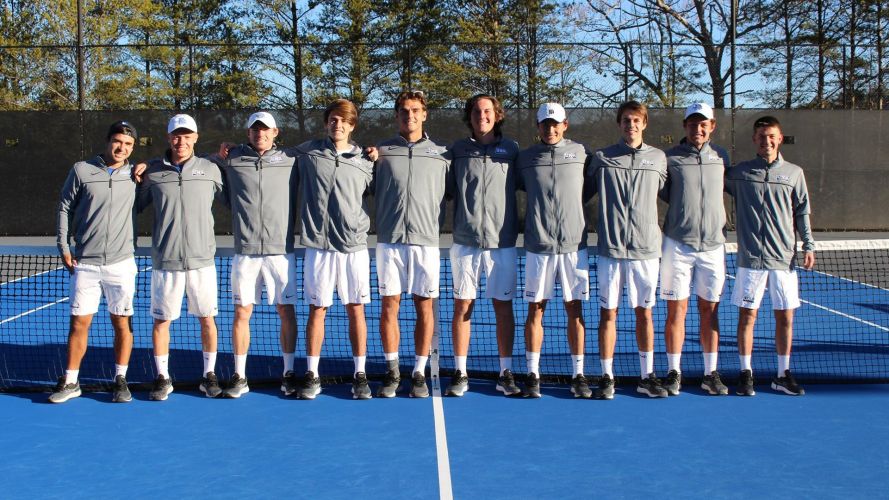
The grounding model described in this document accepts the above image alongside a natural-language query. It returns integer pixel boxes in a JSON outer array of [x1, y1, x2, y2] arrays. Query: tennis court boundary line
[[430, 298, 454, 500], [0, 297, 68, 325]]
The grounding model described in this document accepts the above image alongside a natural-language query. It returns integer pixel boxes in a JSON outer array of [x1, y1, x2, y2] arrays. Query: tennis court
[[1, 237, 888, 498]]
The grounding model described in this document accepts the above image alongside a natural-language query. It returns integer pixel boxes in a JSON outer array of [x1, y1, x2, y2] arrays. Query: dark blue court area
[[2, 379, 888, 499]]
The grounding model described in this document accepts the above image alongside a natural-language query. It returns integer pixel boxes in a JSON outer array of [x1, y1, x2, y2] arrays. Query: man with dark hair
[[517, 102, 592, 399], [726, 115, 815, 396], [445, 94, 521, 397], [50, 121, 140, 403], [291, 99, 374, 400], [660, 103, 731, 396], [137, 114, 226, 402], [589, 100, 668, 400], [373, 90, 450, 398]]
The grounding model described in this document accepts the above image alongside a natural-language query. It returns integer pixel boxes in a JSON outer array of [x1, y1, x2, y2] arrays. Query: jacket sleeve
[[135, 170, 153, 214], [56, 167, 80, 256], [792, 171, 814, 251]]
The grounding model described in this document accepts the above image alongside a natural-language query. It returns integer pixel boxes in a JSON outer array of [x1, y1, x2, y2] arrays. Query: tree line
[[1, 0, 888, 111]]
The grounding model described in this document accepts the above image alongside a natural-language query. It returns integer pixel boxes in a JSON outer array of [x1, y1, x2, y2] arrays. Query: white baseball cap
[[247, 111, 277, 129], [536, 103, 567, 123], [167, 114, 198, 133], [684, 102, 715, 120]]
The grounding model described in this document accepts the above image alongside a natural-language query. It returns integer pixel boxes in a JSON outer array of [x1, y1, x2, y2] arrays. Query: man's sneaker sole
[[49, 387, 82, 404], [301, 386, 321, 400], [112, 390, 132, 403], [150, 385, 173, 401], [736, 388, 756, 396], [352, 388, 372, 400], [636, 386, 668, 398], [771, 381, 805, 396], [225, 387, 250, 399], [445, 383, 468, 397], [496, 385, 522, 397], [199, 385, 221, 398]]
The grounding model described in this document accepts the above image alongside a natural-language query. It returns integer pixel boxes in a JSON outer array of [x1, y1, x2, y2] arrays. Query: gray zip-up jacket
[[517, 139, 590, 254], [292, 138, 373, 253], [726, 154, 814, 270], [136, 154, 225, 271], [448, 136, 519, 249], [662, 140, 730, 251], [589, 140, 667, 260], [56, 155, 136, 265], [213, 144, 297, 255], [372, 134, 450, 246]]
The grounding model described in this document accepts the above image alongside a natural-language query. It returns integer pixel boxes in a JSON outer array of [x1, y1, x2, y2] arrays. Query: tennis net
[[1, 238, 887, 390]]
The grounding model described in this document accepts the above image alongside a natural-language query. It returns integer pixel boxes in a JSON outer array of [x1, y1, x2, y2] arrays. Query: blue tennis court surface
[[2, 380, 888, 499]]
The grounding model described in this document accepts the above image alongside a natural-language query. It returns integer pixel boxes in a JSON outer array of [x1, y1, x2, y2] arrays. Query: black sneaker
[[771, 369, 805, 396], [736, 369, 756, 396], [300, 371, 322, 400], [496, 369, 523, 397], [112, 375, 132, 403], [570, 374, 592, 399], [280, 370, 299, 397], [663, 369, 682, 396], [701, 371, 729, 395], [199, 371, 222, 398], [224, 373, 250, 399], [595, 374, 615, 400], [524, 373, 541, 398], [445, 370, 469, 397], [48, 376, 81, 404], [410, 371, 429, 398], [352, 372, 372, 400], [149, 375, 173, 401], [637, 373, 668, 398], [377, 360, 401, 398]]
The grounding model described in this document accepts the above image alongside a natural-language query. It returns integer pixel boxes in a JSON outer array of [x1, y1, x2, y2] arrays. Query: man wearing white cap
[[137, 114, 226, 401], [212, 111, 300, 398], [516, 102, 593, 398], [659, 103, 731, 396], [588, 101, 668, 400]]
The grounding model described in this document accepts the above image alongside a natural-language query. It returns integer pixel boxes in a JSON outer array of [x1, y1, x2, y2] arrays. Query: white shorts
[[731, 267, 800, 310], [377, 243, 440, 298], [69, 257, 137, 316], [232, 253, 298, 306], [659, 236, 726, 302], [304, 248, 371, 307], [151, 266, 219, 320], [523, 249, 590, 303], [598, 256, 659, 309], [450, 244, 517, 301]]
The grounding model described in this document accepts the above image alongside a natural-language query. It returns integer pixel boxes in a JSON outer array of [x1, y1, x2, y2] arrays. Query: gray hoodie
[[214, 144, 297, 255], [136, 154, 225, 271], [726, 154, 814, 270], [662, 140, 730, 251], [589, 140, 667, 260], [517, 139, 590, 254], [56, 155, 137, 265], [291, 138, 373, 253], [371, 134, 450, 247], [448, 136, 520, 249]]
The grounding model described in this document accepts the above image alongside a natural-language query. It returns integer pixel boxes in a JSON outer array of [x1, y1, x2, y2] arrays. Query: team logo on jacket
[[563, 152, 576, 159], [776, 174, 790, 182], [495, 147, 508, 155], [192, 169, 206, 176], [425, 148, 441, 155], [708, 154, 721, 161], [640, 159, 655, 167]]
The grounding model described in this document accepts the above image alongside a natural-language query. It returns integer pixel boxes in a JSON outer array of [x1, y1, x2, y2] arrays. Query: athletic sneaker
[[300, 371, 322, 400], [594, 374, 615, 400], [48, 376, 81, 404], [352, 372, 372, 400], [445, 370, 469, 397], [377, 360, 401, 398], [280, 370, 299, 397], [112, 375, 132, 403], [199, 371, 222, 398], [701, 371, 729, 395], [736, 369, 756, 396], [149, 375, 173, 401], [224, 373, 250, 399], [771, 369, 806, 396], [637, 374, 668, 398], [524, 373, 541, 398], [663, 369, 682, 396], [496, 369, 523, 397], [570, 374, 592, 399], [410, 371, 429, 398]]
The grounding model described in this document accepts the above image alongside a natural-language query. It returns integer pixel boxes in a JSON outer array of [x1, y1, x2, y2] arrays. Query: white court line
[[726, 273, 889, 333], [1, 265, 65, 286], [0, 297, 68, 325], [430, 298, 453, 500]]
